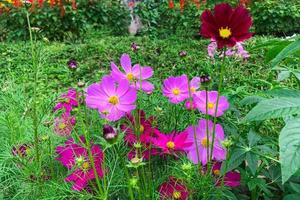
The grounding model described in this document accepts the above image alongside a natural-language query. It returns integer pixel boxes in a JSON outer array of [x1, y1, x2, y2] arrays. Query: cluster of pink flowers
[[208, 40, 250, 59], [56, 136, 104, 191], [53, 88, 78, 136]]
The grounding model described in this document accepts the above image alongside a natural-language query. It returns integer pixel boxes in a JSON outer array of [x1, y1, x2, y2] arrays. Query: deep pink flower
[[158, 176, 189, 200], [162, 75, 189, 104], [122, 110, 160, 160], [111, 54, 154, 94], [184, 100, 197, 110], [152, 131, 193, 156], [53, 88, 78, 113], [193, 90, 229, 117], [56, 136, 104, 191], [185, 119, 226, 165], [85, 75, 137, 121], [53, 112, 76, 137], [212, 162, 241, 187]]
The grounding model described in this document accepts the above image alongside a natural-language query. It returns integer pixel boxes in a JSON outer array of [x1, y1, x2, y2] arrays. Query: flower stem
[[26, 11, 40, 167], [209, 49, 226, 166]]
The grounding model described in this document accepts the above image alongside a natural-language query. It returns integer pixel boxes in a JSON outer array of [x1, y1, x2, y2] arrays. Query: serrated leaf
[[271, 39, 300, 67], [240, 96, 266, 106], [280, 117, 300, 183], [246, 152, 259, 175], [244, 98, 300, 121], [247, 129, 261, 147]]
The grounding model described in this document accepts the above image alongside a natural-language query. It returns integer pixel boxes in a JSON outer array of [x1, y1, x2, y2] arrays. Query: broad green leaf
[[283, 194, 300, 200], [290, 182, 300, 193], [266, 88, 300, 98], [277, 70, 291, 81], [244, 98, 300, 121], [271, 39, 300, 67], [247, 129, 261, 147], [246, 152, 259, 175], [280, 117, 300, 183], [240, 96, 266, 106], [223, 147, 247, 173]]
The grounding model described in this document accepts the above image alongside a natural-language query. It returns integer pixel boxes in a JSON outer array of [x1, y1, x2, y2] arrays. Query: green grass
[[0, 30, 297, 199]]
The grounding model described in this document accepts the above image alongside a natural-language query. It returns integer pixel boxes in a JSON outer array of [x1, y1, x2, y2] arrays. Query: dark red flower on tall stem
[[200, 3, 252, 49], [158, 176, 189, 200]]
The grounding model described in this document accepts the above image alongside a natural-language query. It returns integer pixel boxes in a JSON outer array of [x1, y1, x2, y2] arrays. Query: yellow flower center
[[172, 88, 181, 96], [58, 123, 66, 129], [213, 169, 221, 176], [219, 27, 232, 39], [108, 95, 119, 105], [166, 141, 175, 149], [126, 73, 135, 81], [173, 191, 182, 199], [208, 102, 215, 109], [25, 148, 31, 155], [190, 87, 196, 93], [139, 125, 144, 133], [201, 138, 209, 147], [82, 162, 90, 170]]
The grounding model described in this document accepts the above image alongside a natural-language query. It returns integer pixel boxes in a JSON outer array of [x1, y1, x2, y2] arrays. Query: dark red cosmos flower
[[200, 3, 252, 49], [158, 176, 189, 200]]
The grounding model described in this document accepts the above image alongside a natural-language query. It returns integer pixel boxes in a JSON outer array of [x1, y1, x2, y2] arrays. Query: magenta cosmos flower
[[122, 110, 160, 160], [158, 176, 189, 200], [162, 75, 189, 104], [53, 113, 76, 137], [212, 162, 241, 187], [193, 90, 229, 117], [152, 131, 192, 156], [56, 136, 104, 191], [200, 3, 253, 49], [185, 119, 226, 165], [111, 54, 154, 94], [53, 88, 78, 113], [85, 75, 137, 121]]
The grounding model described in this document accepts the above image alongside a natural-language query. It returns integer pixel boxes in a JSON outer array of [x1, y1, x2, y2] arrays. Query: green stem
[[26, 11, 40, 166], [205, 88, 210, 169], [209, 49, 226, 165], [187, 81, 201, 168]]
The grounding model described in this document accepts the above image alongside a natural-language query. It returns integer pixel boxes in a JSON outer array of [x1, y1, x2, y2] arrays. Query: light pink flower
[[152, 131, 193, 156], [185, 119, 226, 165], [111, 54, 154, 94], [85, 75, 137, 121], [193, 90, 229, 117], [162, 75, 189, 104], [53, 112, 76, 137], [184, 77, 200, 110]]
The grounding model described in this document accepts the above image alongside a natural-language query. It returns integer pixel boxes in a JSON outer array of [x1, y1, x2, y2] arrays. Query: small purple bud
[[200, 75, 211, 84], [131, 42, 140, 52], [67, 59, 77, 69], [103, 125, 118, 143], [179, 50, 187, 57]]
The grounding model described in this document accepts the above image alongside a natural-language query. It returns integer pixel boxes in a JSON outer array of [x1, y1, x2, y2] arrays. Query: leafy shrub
[[250, 0, 300, 36]]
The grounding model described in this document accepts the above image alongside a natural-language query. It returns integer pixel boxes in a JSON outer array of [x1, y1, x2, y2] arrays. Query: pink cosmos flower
[[162, 75, 189, 104], [208, 40, 249, 59], [53, 112, 76, 137], [53, 88, 78, 113], [111, 54, 154, 94], [207, 40, 218, 58], [152, 131, 193, 156], [193, 90, 229, 117], [212, 162, 241, 187], [85, 75, 137, 121], [184, 77, 200, 110], [185, 119, 226, 165], [158, 176, 189, 200], [55, 136, 104, 191]]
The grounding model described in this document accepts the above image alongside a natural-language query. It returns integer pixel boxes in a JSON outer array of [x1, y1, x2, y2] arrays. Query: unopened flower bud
[[222, 139, 233, 148], [179, 50, 187, 57], [67, 59, 77, 69], [103, 125, 118, 143]]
